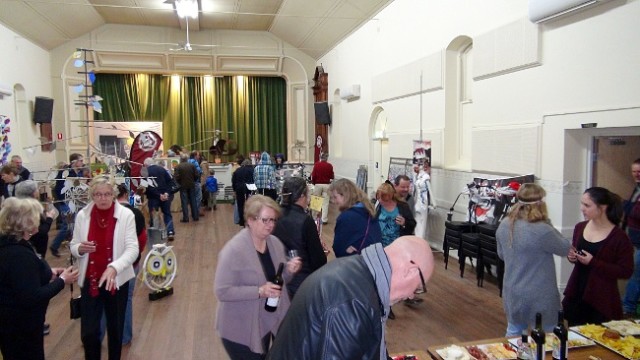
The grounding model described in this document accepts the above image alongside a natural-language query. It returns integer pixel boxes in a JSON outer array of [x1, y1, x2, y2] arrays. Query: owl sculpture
[[142, 244, 177, 291]]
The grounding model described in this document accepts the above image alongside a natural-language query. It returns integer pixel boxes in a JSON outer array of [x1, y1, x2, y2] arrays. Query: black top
[[272, 204, 327, 297], [0, 235, 65, 334], [257, 247, 276, 282]]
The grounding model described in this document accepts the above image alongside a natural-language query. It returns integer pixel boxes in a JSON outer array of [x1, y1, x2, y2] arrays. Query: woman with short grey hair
[[14, 180, 58, 258]]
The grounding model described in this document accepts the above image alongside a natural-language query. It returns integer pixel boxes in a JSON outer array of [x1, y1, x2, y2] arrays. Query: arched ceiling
[[0, 0, 392, 59]]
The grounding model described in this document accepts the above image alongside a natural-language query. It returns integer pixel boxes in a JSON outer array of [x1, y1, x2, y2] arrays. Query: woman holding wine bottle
[[214, 195, 302, 360], [496, 183, 571, 337], [562, 187, 633, 326]]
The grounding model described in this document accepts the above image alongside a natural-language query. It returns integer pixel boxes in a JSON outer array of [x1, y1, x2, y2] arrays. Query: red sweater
[[311, 161, 334, 185], [563, 221, 633, 321]]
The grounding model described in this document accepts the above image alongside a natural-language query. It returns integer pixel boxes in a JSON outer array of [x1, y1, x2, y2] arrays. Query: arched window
[[444, 36, 473, 170], [371, 106, 388, 191]]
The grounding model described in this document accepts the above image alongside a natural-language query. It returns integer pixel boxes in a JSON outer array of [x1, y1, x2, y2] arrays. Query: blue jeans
[[623, 228, 640, 314], [506, 321, 554, 337], [50, 203, 70, 251], [148, 195, 174, 234], [194, 182, 202, 208], [180, 187, 199, 221]]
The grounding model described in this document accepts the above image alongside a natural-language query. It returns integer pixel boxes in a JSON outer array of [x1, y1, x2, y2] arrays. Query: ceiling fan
[[170, 20, 195, 52]]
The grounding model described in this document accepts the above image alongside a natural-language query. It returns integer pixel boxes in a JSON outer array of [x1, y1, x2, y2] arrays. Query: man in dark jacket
[[144, 157, 175, 240], [622, 158, 640, 316], [174, 154, 199, 222], [267, 236, 434, 360], [231, 159, 254, 226]]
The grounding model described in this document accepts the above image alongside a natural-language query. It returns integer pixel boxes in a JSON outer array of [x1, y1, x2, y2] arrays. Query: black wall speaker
[[33, 96, 54, 124], [314, 102, 331, 125]]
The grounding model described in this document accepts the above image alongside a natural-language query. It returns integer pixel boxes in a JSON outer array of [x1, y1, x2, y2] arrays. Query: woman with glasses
[[496, 183, 571, 336], [69, 176, 139, 360], [214, 195, 301, 360]]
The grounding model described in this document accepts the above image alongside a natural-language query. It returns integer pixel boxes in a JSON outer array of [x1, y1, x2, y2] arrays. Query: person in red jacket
[[311, 153, 334, 225], [563, 187, 633, 325]]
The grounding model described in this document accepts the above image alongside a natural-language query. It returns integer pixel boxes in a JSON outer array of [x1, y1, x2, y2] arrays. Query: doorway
[[592, 135, 640, 198]]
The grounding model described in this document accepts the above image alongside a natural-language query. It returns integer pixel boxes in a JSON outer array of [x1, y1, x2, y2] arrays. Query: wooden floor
[[42, 202, 507, 359]]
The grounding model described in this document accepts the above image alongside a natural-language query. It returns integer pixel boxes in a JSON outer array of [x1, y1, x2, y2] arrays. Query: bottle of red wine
[[552, 310, 568, 360], [265, 263, 284, 312], [531, 313, 545, 360]]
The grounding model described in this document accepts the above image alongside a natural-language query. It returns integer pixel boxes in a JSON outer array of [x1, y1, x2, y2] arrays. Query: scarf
[[361, 243, 392, 360]]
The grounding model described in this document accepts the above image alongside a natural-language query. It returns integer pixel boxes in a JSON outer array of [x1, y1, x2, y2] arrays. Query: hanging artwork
[[0, 115, 12, 165], [412, 140, 431, 165]]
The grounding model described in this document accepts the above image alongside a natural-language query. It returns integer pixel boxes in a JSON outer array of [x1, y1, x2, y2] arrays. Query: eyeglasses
[[93, 192, 113, 199], [410, 260, 427, 295], [255, 217, 277, 225]]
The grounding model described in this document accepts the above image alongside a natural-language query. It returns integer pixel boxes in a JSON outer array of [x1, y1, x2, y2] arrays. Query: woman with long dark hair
[[563, 187, 633, 325]]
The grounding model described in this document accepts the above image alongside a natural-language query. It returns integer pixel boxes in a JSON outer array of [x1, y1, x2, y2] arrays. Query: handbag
[[169, 177, 181, 194], [68, 254, 81, 319], [69, 283, 81, 319], [356, 216, 372, 254]]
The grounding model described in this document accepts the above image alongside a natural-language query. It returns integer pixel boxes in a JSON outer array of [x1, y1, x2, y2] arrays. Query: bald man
[[267, 236, 434, 360]]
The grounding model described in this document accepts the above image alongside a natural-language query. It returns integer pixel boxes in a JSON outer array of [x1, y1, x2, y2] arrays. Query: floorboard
[[41, 201, 507, 359]]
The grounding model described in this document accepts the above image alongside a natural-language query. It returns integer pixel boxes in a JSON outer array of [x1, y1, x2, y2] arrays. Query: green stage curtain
[[94, 74, 287, 160]]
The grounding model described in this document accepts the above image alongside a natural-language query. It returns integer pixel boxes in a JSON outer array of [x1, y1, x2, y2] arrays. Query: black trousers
[[221, 333, 271, 360], [0, 327, 44, 360], [80, 280, 129, 360]]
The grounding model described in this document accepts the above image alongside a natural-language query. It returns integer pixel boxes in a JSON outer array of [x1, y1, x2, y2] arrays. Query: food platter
[[603, 320, 640, 336], [571, 324, 640, 359], [435, 343, 516, 360], [435, 345, 475, 360], [507, 331, 595, 352]]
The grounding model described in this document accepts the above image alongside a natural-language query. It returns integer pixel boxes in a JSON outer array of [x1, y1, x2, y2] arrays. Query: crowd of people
[[0, 148, 638, 360]]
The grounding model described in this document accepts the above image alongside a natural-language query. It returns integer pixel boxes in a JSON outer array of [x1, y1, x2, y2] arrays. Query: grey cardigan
[[496, 218, 571, 330], [214, 228, 292, 354]]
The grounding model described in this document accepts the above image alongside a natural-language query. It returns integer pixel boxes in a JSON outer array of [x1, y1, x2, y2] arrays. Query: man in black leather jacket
[[267, 236, 434, 360]]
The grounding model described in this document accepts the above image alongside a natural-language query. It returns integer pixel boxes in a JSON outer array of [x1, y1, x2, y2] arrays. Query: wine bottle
[[552, 310, 568, 360], [264, 263, 284, 312], [517, 331, 533, 360], [531, 313, 545, 360]]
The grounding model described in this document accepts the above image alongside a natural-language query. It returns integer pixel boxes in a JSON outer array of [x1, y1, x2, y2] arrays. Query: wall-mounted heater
[[529, 0, 610, 23]]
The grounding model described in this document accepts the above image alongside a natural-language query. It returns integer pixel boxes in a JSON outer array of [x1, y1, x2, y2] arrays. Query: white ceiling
[[0, 0, 392, 59]]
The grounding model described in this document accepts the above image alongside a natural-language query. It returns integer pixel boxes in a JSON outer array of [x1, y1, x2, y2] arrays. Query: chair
[[459, 232, 482, 285], [476, 223, 505, 296], [443, 221, 474, 270]]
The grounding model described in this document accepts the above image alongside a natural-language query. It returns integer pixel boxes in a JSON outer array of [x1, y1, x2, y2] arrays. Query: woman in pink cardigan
[[563, 187, 633, 326], [214, 195, 301, 359]]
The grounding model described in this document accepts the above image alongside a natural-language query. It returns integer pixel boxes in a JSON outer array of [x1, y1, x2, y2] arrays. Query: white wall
[[0, 22, 56, 179], [319, 0, 640, 288]]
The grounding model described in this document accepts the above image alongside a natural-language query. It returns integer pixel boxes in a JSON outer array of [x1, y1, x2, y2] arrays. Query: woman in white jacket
[[70, 176, 138, 360]]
